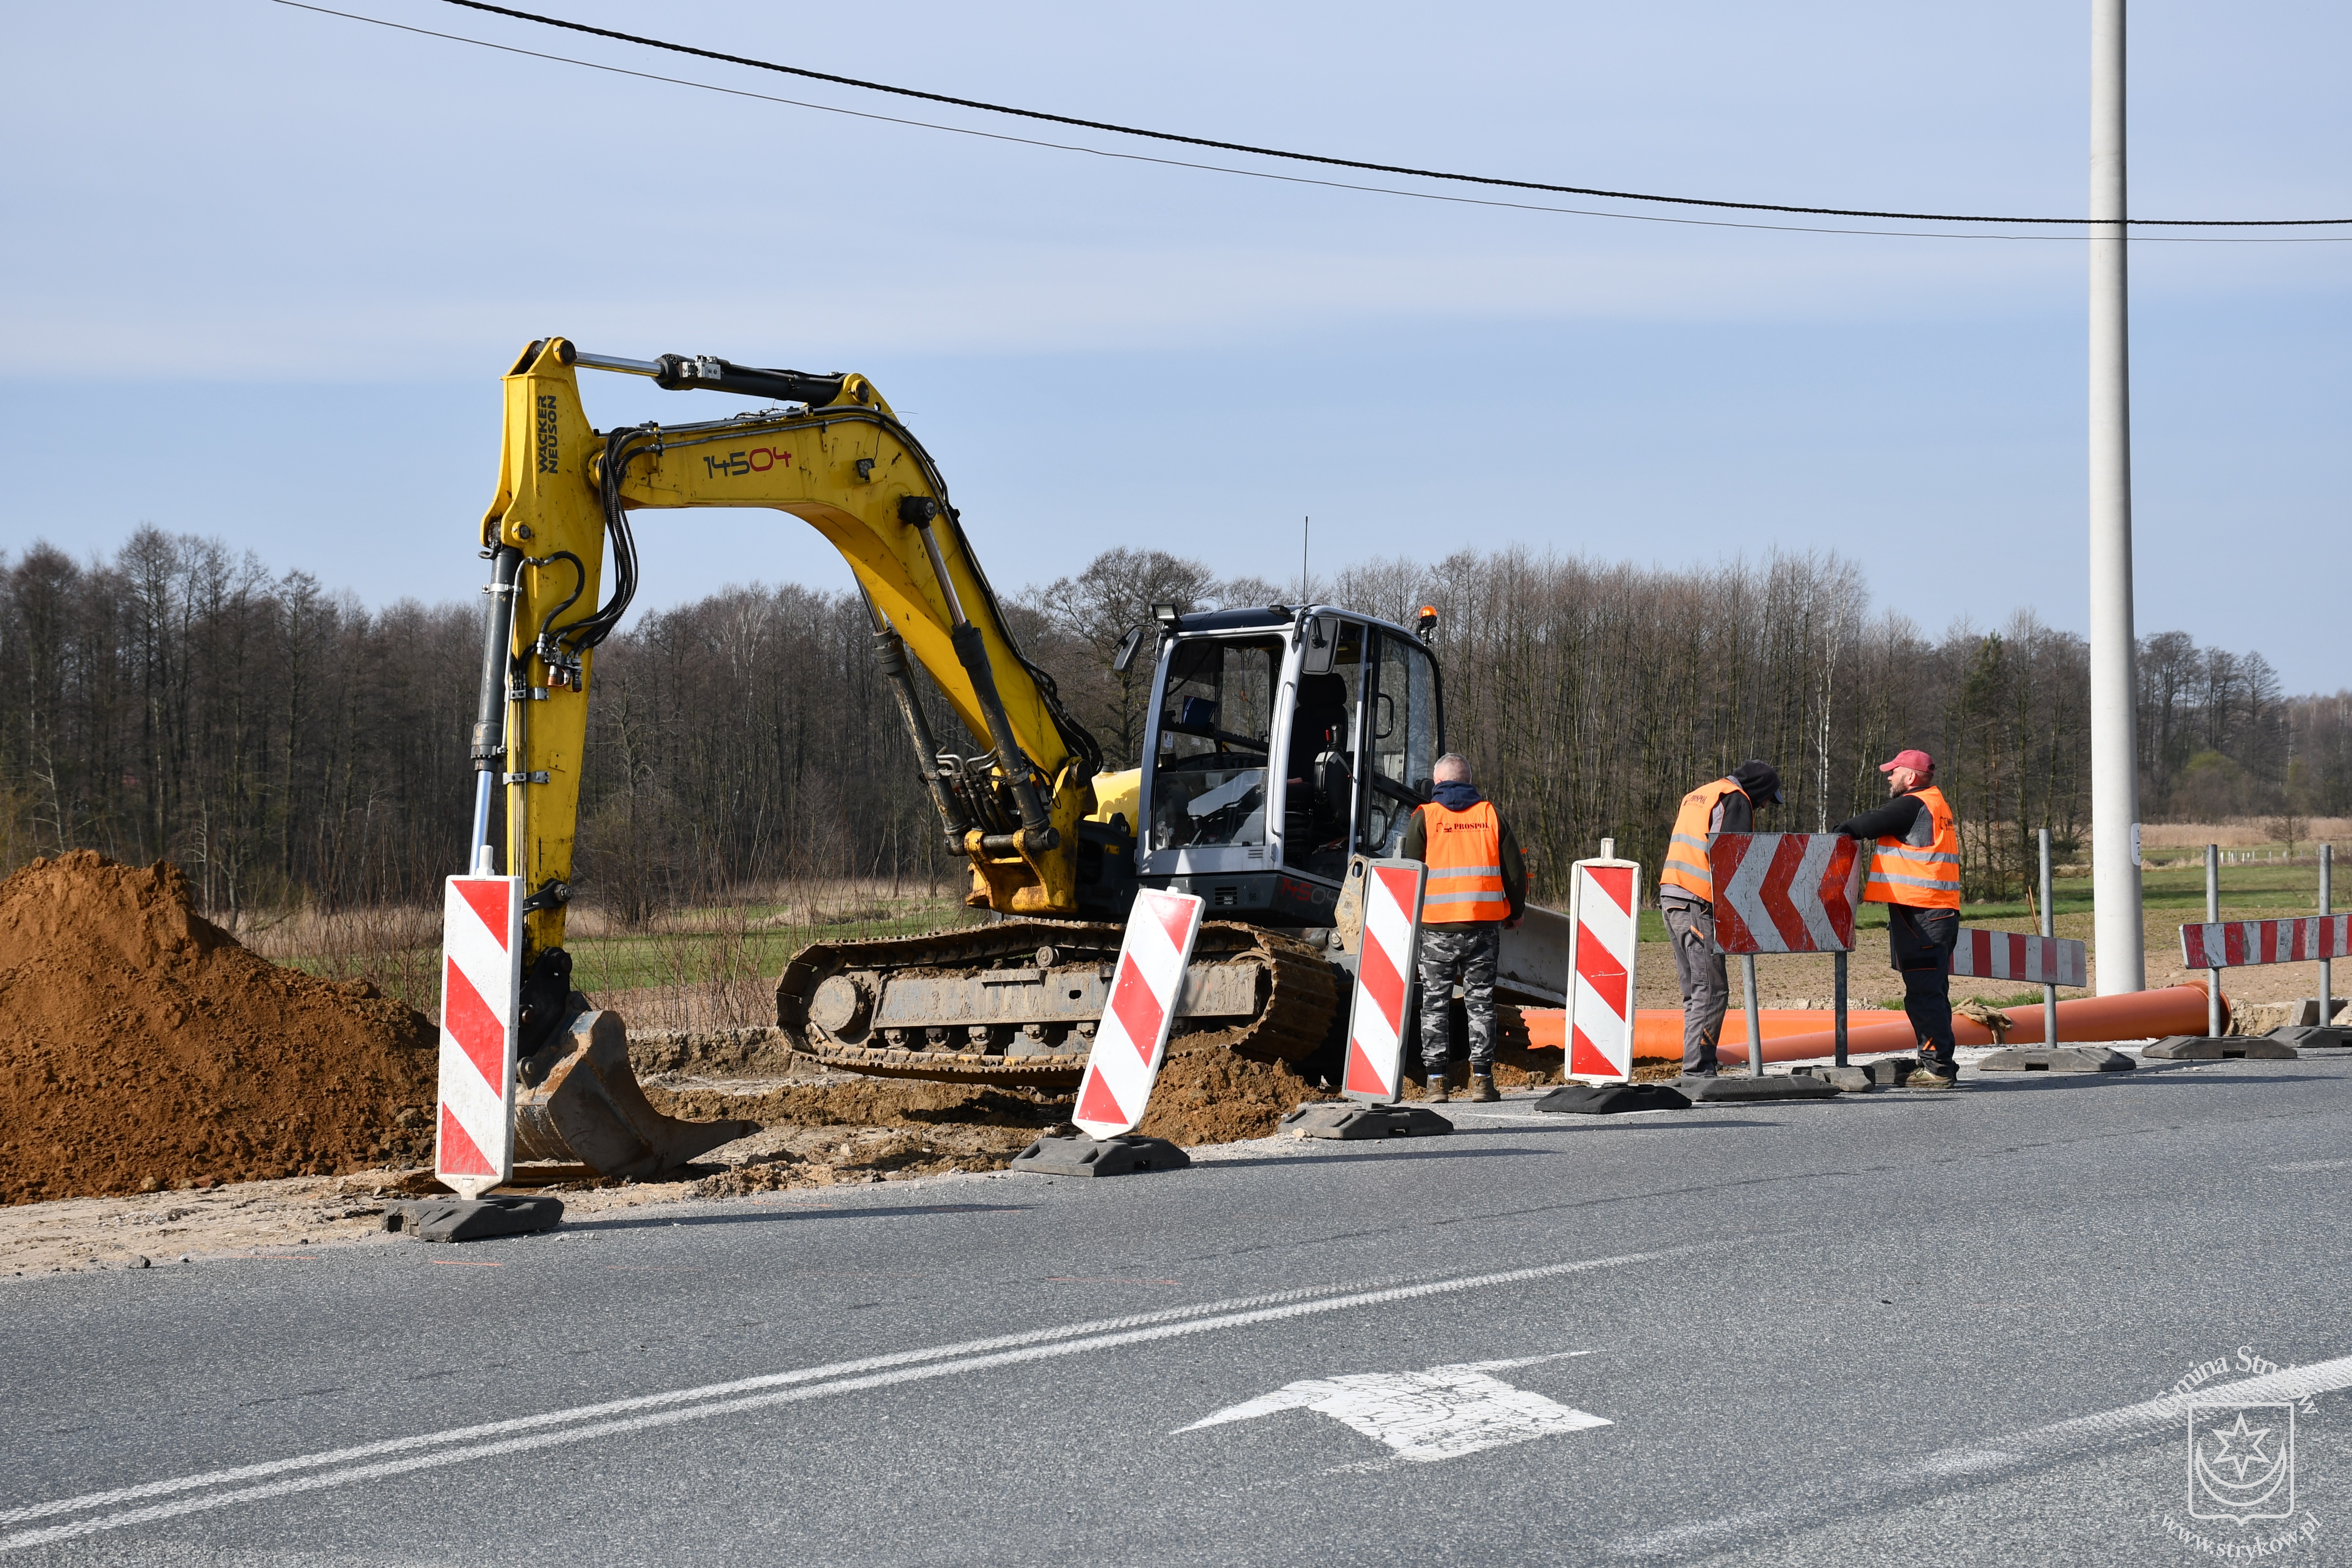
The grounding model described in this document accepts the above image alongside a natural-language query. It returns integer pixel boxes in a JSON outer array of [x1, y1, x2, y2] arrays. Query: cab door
[[1284, 616, 1367, 879], [1362, 630, 1443, 855]]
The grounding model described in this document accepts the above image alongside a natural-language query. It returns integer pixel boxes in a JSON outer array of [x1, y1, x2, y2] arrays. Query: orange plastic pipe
[[1519, 981, 2216, 1063]]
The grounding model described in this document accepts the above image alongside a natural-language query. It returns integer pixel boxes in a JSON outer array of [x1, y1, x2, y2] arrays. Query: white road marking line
[[0, 1291, 1312, 1528], [3, 1245, 1701, 1552], [1614, 1352, 2352, 1557], [1179, 1350, 1607, 1462]]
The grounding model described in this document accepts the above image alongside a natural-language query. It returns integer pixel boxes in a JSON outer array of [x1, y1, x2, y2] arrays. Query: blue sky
[[3, 1, 2344, 689]]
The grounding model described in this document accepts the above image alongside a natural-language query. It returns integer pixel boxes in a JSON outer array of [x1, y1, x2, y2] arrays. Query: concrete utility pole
[[2088, 0, 2145, 994]]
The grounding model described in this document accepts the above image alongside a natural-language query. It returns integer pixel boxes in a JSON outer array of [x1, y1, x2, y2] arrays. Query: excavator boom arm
[[473, 337, 1100, 1014]]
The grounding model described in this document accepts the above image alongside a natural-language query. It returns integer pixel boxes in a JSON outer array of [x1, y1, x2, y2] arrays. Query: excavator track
[[776, 920, 1342, 1088]]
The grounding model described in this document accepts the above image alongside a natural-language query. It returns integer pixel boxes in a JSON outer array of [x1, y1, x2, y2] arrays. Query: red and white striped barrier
[[2181, 915, 2348, 970], [1949, 928, 2088, 987], [1708, 833, 1865, 954], [1069, 889, 1206, 1139], [1564, 855, 1641, 1082], [437, 873, 524, 1198], [1342, 860, 1428, 1102]]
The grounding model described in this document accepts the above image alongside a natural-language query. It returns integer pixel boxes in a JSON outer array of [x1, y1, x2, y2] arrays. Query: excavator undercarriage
[[776, 920, 1344, 1087]]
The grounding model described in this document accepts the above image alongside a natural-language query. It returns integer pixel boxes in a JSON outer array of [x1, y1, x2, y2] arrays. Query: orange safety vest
[[1864, 784, 1962, 909], [1418, 800, 1510, 924], [1660, 777, 1743, 903]]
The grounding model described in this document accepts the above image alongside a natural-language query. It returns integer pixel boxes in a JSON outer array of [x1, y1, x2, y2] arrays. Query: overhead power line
[[437, 0, 2349, 230]]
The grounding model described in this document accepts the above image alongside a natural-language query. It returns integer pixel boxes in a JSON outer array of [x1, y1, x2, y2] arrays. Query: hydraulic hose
[[530, 550, 586, 651]]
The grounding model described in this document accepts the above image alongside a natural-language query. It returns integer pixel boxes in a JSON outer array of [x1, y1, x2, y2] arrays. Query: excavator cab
[[1132, 606, 1443, 926]]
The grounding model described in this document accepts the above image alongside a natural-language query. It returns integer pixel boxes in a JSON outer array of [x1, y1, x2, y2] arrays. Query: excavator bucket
[[512, 1009, 756, 1179]]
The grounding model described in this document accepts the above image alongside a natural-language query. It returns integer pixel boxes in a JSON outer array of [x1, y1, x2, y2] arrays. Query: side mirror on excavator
[[1111, 623, 1150, 675], [1300, 616, 1338, 675]]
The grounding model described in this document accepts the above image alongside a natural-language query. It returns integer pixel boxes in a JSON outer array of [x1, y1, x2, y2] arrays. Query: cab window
[[1150, 636, 1279, 851]]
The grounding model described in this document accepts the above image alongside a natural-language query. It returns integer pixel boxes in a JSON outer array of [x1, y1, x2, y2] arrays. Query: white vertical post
[[2321, 844, 2335, 1028], [2088, 0, 2145, 996], [2041, 828, 2060, 1046], [1742, 953, 1764, 1077], [2205, 844, 2222, 1037]]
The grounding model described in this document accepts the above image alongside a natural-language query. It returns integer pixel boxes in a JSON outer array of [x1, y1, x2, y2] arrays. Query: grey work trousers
[[1416, 922, 1501, 1075], [1662, 899, 1729, 1075]]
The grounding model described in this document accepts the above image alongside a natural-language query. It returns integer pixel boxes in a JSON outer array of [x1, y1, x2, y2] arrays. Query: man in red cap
[[1834, 750, 1963, 1087]]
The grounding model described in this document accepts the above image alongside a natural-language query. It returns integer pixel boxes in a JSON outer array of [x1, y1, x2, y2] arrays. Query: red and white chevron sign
[[437, 873, 524, 1198], [2181, 915, 2349, 970], [1070, 888, 1206, 1139], [1707, 833, 1864, 955], [1342, 859, 1427, 1102], [1565, 855, 1641, 1082], [1948, 928, 2087, 986]]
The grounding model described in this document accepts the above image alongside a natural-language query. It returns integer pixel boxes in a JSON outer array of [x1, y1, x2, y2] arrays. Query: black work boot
[[1467, 1072, 1499, 1103]]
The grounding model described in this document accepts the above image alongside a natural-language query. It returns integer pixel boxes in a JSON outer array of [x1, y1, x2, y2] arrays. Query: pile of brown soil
[[0, 852, 437, 1204], [1136, 1047, 1321, 1144], [688, 1126, 1036, 1196], [646, 1075, 1061, 1195]]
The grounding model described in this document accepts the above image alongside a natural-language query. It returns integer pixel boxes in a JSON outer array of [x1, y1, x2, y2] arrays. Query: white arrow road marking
[[1179, 1350, 1609, 1462]]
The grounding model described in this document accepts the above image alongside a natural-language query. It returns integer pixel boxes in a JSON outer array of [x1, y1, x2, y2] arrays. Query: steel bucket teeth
[[513, 1010, 756, 1178]]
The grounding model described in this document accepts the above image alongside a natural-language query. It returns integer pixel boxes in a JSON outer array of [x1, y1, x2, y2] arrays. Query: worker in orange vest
[[1402, 753, 1526, 1104], [1656, 761, 1784, 1077], [1835, 748, 1964, 1088]]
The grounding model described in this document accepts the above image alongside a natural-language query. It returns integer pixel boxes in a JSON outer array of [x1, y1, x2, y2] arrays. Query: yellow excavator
[[471, 337, 1570, 1173]]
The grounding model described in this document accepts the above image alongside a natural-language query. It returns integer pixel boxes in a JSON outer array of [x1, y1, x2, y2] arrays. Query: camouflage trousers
[[1416, 922, 1501, 1073]]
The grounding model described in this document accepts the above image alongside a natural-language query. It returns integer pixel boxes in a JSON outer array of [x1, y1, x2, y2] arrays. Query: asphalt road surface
[[8, 1053, 2352, 1566]]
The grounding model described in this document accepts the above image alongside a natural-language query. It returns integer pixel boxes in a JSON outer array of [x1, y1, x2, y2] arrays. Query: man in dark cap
[[1656, 760, 1784, 1077]]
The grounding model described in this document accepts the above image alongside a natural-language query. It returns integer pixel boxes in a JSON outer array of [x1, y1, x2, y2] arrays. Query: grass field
[[250, 882, 982, 1025]]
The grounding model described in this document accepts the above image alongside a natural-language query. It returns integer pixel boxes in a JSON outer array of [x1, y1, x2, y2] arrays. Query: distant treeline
[[1, 527, 2343, 915]]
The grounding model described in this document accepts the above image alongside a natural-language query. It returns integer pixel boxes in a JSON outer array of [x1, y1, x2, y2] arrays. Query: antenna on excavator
[[1299, 515, 1309, 606]]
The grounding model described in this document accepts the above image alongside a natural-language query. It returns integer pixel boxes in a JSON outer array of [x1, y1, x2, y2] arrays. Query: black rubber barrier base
[[1677, 1074, 1842, 1102], [1281, 1102, 1454, 1140], [1977, 1046, 2136, 1073], [1791, 1064, 1874, 1092], [2144, 1035, 2299, 1061], [381, 1195, 565, 1243], [2272, 1026, 2352, 1050], [1010, 1133, 1191, 1176], [1534, 1082, 1692, 1115]]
